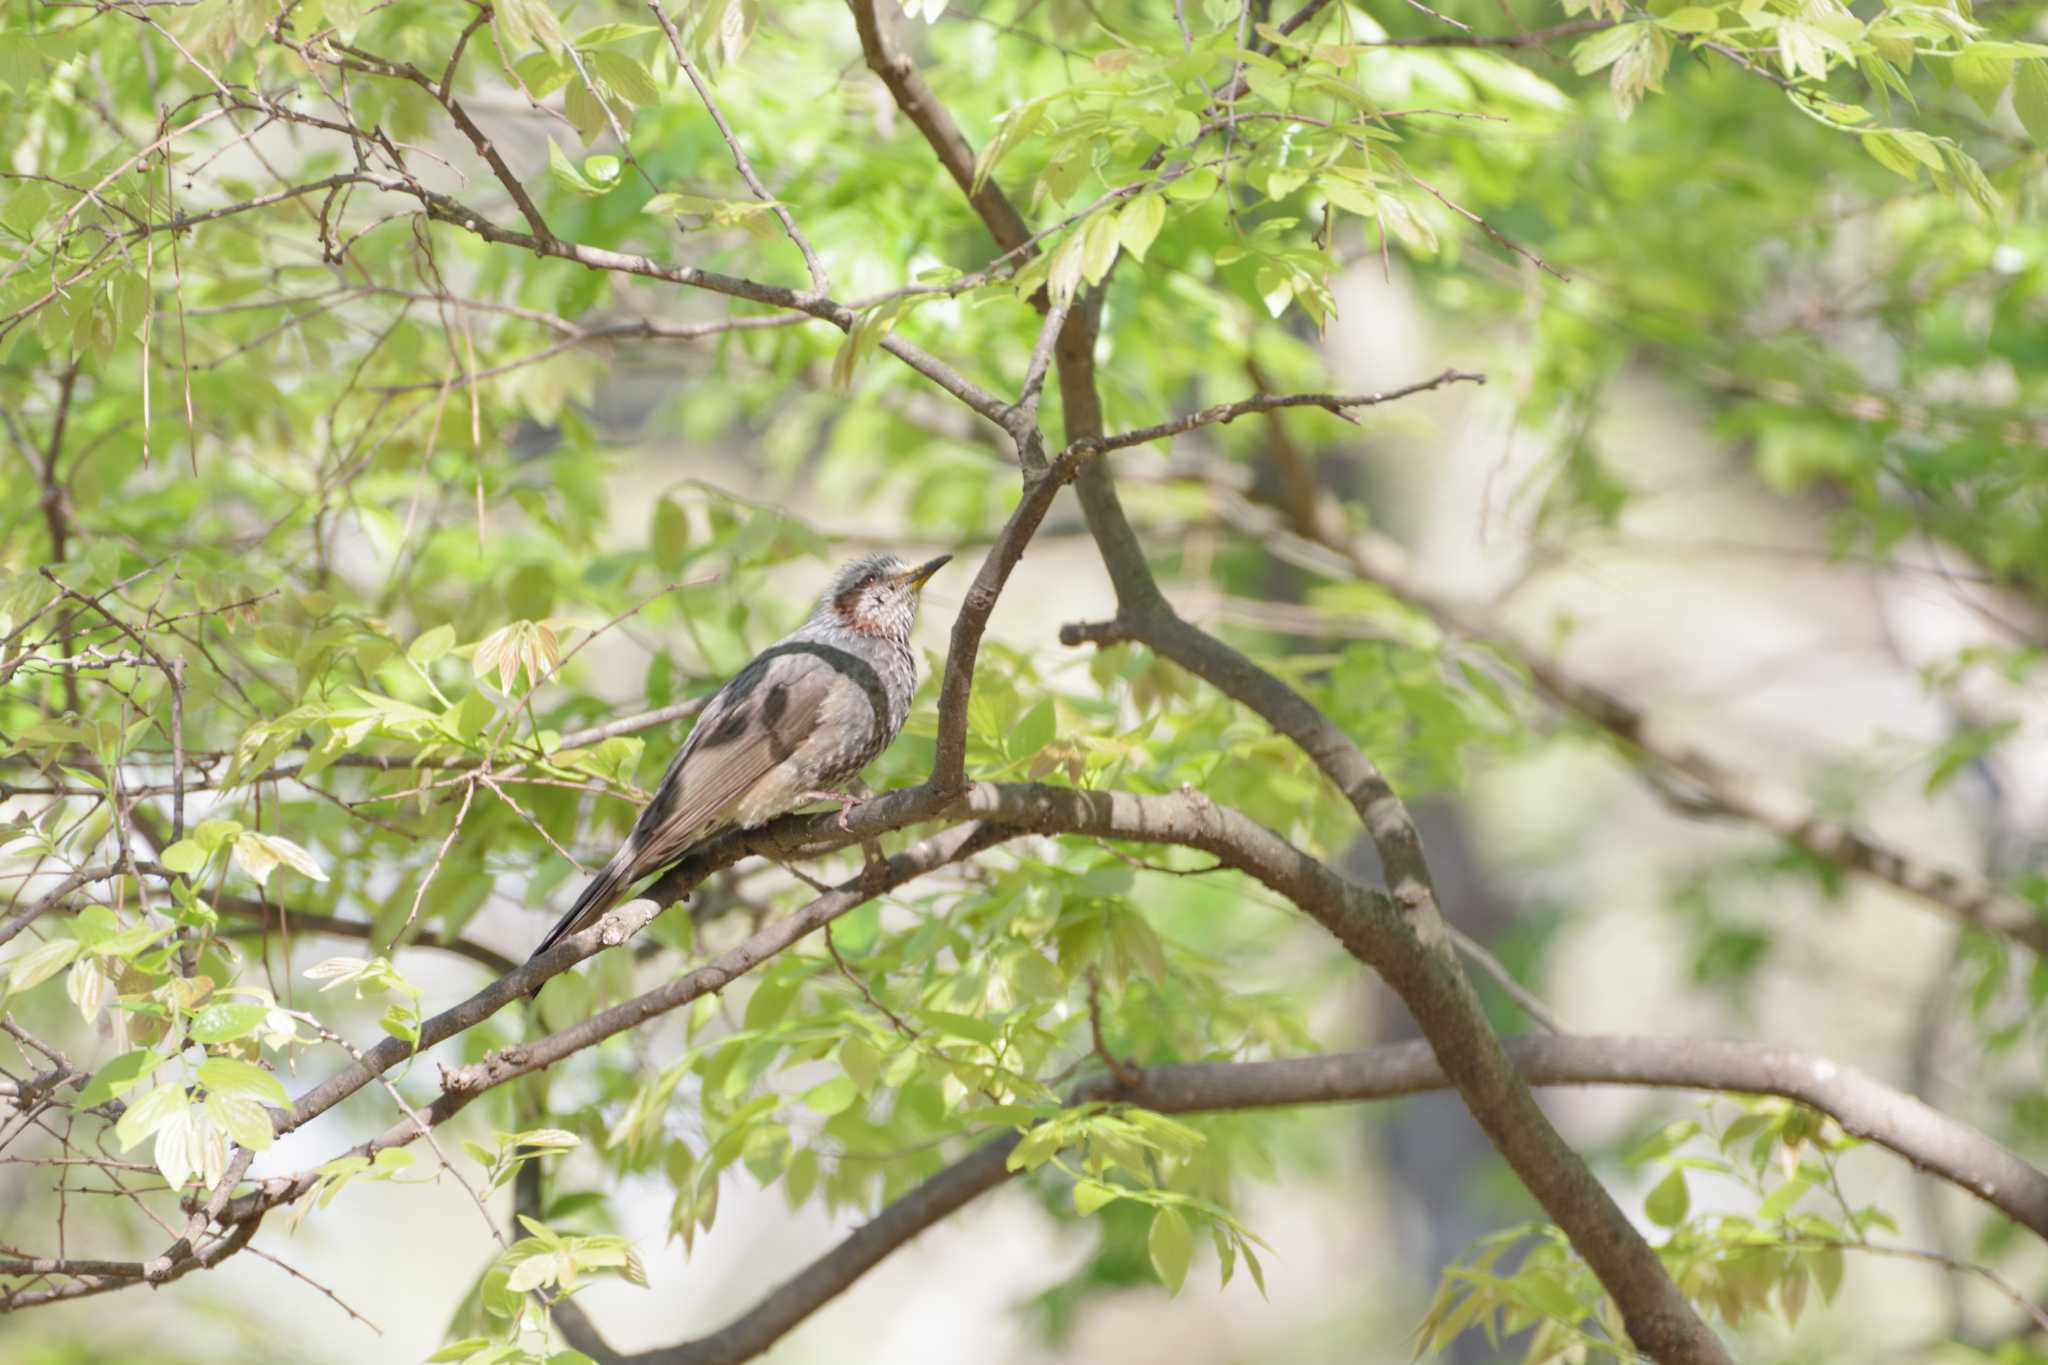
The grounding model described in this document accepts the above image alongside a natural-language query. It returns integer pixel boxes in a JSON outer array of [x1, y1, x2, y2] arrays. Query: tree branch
[[215, 818, 1014, 1229], [1062, 603, 1728, 1360], [840, 10, 1727, 1359], [328, 170, 1014, 433], [648, 0, 830, 296], [586, 1035, 2048, 1365], [1201, 466, 2048, 957], [1063, 369, 1487, 459], [849, 1, 1031, 254]]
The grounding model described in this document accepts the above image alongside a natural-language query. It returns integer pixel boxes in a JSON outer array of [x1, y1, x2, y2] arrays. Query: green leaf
[[1047, 231, 1086, 309], [66, 960, 107, 1028], [2013, 60, 2048, 147], [1812, 1243, 1845, 1301], [197, 1056, 289, 1108], [564, 78, 611, 143], [1952, 45, 2014, 116], [1572, 23, 1648, 75], [194, 819, 243, 853], [922, 1009, 997, 1045], [1644, 1168, 1689, 1227], [204, 1091, 275, 1150], [1926, 721, 2017, 795], [574, 22, 657, 47], [1, 178, 51, 240], [548, 138, 605, 196], [1073, 1179, 1121, 1215], [233, 832, 326, 886], [76, 1048, 167, 1108], [1148, 1206, 1193, 1294], [800, 1075, 858, 1116], [8, 938, 80, 994], [189, 1001, 270, 1044], [114, 1081, 187, 1151], [153, 1102, 218, 1190], [652, 497, 690, 575], [838, 1038, 880, 1092], [515, 52, 572, 99], [1011, 698, 1057, 760], [1860, 131, 1919, 180], [1658, 7, 1718, 32], [1163, 167, 1218, 203], [1626, 1119, 1700, 1166], [589, 49, 663, 106], [409, 623, 455, 664], [160, 839, 207, 875], [830, 299, 906, 390], [744, 975, 799, 1031], [1079, 209, 1121, 287], [1757, 1172, 1812, 1220], [1117, 194, 1165, 262]]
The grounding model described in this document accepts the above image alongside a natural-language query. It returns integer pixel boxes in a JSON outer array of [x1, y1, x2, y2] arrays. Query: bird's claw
[[798, 789, 866, 832]]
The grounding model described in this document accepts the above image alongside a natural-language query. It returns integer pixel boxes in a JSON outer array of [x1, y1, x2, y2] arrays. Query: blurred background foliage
[[2, 0, 2046, 1360]]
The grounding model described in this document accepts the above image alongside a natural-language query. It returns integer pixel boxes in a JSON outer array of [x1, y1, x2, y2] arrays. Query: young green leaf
[[1148, 1206, 1193, 1294]]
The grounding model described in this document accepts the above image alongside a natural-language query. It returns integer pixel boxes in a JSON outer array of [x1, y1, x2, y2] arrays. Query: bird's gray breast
[[768, 625, 917, 777]]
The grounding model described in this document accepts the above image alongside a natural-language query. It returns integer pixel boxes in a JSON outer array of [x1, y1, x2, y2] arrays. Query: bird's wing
[[615, 639, 875, 878]]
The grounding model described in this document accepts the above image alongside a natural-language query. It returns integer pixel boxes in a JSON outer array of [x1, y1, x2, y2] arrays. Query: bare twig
[[1065, 369, 1488, 458], [649, 0, 829, 296]]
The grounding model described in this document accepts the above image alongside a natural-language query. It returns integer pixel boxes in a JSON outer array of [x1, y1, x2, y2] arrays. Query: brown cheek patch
[[833, 587, 889, 635]]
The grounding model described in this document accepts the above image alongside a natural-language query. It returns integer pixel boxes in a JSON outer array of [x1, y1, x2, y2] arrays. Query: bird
[[530, 551, 952, 960]]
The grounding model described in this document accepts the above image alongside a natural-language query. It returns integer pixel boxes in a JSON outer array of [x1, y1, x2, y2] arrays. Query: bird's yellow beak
[[903, 554, 952, 589]]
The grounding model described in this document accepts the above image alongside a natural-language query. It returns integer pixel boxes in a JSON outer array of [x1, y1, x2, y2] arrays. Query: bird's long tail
[[530, 852, 635, 961]]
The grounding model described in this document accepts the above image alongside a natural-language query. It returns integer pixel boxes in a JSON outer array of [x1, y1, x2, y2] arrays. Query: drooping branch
[[373, 178, 1015, 431], [571, 1035, 2048, 1365]]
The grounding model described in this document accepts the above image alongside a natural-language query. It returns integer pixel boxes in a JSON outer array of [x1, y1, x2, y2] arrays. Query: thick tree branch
[[850, 2, 1031, 254], [584, 1035, 2048, 1365], [199, 772, 1387, 1242], [1063, 600, 1728, 1360], [841, 10, 1726, 1359]]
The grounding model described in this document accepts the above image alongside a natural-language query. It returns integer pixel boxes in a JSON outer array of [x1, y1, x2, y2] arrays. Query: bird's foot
[[798, 789, 866, 832]]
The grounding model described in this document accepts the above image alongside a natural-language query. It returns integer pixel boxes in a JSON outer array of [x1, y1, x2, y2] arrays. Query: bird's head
[[819, 551, 951, 641]]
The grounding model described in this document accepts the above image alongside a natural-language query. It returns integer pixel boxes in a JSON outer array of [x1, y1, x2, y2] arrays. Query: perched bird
[[530, 552, 951, 960]]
